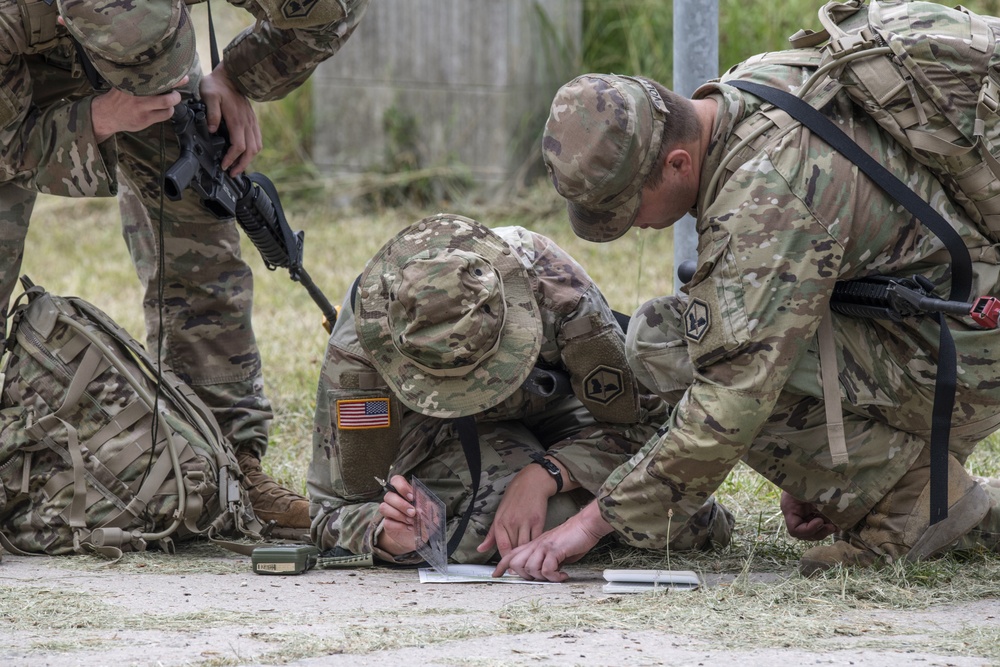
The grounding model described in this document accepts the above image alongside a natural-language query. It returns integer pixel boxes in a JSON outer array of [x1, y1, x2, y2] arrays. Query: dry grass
[[3, 586, 264, 633]]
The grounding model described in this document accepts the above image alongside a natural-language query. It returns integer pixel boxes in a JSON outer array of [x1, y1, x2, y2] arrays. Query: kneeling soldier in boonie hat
[[307, 214, 734, 564]]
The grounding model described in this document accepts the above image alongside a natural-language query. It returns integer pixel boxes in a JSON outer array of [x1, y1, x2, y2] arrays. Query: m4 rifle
[[164, 100, 338, 333]]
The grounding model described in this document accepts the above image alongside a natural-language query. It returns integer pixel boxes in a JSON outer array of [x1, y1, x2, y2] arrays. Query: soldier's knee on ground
[[666, 497, 735, 551], [543, 489, 591, 532], [953, 476, 1000, 553]]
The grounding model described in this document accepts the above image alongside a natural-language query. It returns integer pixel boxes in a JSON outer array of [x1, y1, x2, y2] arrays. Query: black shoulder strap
[[447, 416, 481, 555], [69, 37, 109, 91], [728, 80, 972, 302], [728, 79, 962, 525]]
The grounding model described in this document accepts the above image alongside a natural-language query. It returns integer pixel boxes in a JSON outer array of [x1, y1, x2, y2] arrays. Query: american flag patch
[[337, 398, 391, 429]]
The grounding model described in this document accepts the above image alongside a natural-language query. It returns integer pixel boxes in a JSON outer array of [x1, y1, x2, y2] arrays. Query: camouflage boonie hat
[[543, 74, 669, 243], [58, 0, 196, 96], [355, 214, 542, 419]]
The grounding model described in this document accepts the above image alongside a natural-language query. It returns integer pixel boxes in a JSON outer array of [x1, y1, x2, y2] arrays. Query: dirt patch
[[1, 545, 997, 667]]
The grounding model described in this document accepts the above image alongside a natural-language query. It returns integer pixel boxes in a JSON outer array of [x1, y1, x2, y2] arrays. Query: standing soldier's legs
[[0, 184, 35, 338], [113, 125, 309, 532], [2, 57, 98, 334], [0, 184, 33, 569]]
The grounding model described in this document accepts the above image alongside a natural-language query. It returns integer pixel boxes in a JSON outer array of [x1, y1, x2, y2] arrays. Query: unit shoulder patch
[[282, 0, 318, 20], [684, 298, 711, 342], [583, 365, 625, 405]]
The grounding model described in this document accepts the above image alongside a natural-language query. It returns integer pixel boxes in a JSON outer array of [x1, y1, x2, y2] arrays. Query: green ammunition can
[[251, 544, 320, 575]]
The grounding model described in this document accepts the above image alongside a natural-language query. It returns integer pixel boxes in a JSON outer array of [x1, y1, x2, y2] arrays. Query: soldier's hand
[[90, 77, 189, 143], [200, 62, 262, 176], [478, 462, 553, 557], [492, 501, 611, 582], [376, 475, 417, 555], [780, 491, 837, 541]]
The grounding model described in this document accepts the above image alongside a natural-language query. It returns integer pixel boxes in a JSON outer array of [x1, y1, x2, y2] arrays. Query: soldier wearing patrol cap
[[494, 65, 1000, 583], [0, 0, 370, 534], [307, 214, 734, 564]]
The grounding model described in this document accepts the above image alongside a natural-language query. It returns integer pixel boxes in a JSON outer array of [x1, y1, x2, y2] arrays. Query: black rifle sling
[[613, 309, 631, 333], [448, 416, 481, 555], [729, 80, 971, 525]]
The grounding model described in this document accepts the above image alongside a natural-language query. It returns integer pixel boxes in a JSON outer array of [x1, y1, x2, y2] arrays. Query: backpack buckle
[[827, 29, 877, 58], [978, 76, 1000, 115]]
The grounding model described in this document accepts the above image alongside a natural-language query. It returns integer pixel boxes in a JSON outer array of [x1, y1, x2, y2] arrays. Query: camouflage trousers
[[311, 396, 731, 564], [627, 295, 1000, 531], [0, 58, 271, 456]]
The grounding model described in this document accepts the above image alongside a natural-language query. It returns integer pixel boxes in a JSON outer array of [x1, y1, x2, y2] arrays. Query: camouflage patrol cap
[[58, 0, 196, 96], [543, 74, 669, 243], [355, 214, 542, 419]]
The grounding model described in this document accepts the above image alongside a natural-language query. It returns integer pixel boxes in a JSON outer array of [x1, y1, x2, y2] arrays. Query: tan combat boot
[[799, 448, 990, 577], [952, 477, 1000, 553], [237, 450, 311, 537]]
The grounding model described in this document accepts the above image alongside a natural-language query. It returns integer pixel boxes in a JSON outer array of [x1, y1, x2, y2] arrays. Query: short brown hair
[[641, 79, 700, 190]]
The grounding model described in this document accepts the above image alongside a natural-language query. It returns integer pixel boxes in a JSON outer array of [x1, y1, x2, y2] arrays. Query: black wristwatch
[[529, 452, 563, 493]]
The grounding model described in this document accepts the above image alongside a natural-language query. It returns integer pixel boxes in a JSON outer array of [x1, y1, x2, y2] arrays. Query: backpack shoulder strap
[[729, 80, 972, 301]]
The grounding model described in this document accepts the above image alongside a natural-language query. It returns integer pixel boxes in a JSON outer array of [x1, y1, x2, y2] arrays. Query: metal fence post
[[672, 0, 718, 293]]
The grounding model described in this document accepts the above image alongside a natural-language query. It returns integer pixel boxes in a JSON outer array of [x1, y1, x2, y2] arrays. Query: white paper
[[418, 564, 559, 584], [601, 569, 701, 593]]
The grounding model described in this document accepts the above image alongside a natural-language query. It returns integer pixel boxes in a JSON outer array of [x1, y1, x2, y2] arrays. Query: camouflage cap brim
[[544, 73, 668, 244], [567, 187, 642, 243], [355, 214, 543, 419], [59, 0, 196, 96]]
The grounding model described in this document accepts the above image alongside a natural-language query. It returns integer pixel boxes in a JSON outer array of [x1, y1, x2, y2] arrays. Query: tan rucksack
[[790, 0, 1000, 244], [0, 278, 263, 558]]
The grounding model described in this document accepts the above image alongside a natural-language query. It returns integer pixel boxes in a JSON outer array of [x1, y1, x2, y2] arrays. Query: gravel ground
[[1, 547, 997, 667]]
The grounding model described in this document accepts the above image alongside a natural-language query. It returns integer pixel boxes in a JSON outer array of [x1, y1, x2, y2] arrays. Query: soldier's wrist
[[529, 452, 564, 494]]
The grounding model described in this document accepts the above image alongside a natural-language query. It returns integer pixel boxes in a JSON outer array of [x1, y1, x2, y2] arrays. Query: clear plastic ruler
[[412, 477, 448, 576]]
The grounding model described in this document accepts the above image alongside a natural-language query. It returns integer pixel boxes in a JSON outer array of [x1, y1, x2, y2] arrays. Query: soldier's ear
[[666, 149, 693, 177]]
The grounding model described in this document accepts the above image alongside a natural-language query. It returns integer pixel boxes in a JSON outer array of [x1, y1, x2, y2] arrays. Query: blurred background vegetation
[[254, 0, 1000, 180]]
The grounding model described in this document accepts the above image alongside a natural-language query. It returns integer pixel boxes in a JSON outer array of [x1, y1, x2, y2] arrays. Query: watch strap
[[529, 451, 563, 493]]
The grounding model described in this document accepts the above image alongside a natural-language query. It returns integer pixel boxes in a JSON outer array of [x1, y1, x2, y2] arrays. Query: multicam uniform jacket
[[308, 226, 674, 561], [599, 55, 1000, 548]]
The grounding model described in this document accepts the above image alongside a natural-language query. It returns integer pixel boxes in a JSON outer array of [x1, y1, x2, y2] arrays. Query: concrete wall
[[312, 0, 581, 187]]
